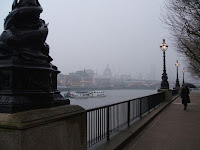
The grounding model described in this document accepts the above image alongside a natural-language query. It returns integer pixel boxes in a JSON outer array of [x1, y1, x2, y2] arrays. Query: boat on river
[[64, 91, 106, 99], [64, 91, 74, 98], [73, 91, 90, 99], [64, 91, 89, 99], [89, 91, 106, 98]]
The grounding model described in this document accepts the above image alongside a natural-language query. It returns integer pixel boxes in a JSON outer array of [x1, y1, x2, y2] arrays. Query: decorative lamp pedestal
[[0, 58, 69, 113], [0, 0, 70, 113]]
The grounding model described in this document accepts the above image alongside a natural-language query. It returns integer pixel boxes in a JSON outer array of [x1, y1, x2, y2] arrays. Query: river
[[60, 89, 157, 110]]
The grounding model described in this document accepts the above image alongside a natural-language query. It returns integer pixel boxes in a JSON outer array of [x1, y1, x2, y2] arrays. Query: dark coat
[[181, 87, 190, 104]]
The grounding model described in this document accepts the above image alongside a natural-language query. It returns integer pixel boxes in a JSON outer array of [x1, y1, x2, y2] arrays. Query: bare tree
[[162, 0, 200, 78]]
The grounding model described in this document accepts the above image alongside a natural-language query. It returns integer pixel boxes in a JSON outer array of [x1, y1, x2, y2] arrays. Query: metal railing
[[86, 92, 165, 147]]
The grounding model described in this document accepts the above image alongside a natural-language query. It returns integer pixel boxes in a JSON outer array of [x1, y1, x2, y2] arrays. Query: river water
[[61, 89, 157, 110]]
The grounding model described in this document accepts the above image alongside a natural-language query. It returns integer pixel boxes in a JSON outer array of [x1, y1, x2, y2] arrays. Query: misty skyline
[[0, 0, 188, 80]]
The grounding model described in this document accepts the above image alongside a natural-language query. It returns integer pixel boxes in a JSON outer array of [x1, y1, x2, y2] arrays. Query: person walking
[[181, 85, 190, 110]]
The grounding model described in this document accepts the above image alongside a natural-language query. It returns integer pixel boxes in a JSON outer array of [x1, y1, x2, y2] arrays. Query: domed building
[[103, 65, 112, 79]]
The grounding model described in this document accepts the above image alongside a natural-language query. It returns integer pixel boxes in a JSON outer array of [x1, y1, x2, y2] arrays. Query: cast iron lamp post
[[182, 68, 185, 87], [160, 39, 169, 89], [175, 60, 180, 88], [0, 0, 69, 113]]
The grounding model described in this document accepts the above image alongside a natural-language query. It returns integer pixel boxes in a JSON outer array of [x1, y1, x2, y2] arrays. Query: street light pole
[[182, 68, 185, 87], [160, 39, 169, 89], [175, 60, 180, 88]]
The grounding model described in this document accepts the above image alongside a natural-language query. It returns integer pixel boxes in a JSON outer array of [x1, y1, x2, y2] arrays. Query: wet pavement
[[123, 91, 200, 150]]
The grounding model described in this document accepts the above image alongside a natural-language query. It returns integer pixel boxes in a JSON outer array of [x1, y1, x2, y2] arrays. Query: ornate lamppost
[[160, 39, 169, 89], [182, 68, 185, 87], [175, 60, 180, 88], [0, 0, 69, 113]]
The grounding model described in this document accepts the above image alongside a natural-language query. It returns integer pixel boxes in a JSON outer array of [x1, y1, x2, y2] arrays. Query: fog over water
[[0, 0, 188, 80]]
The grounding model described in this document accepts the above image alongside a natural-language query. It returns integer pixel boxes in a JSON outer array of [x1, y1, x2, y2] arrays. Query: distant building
[[85, 69, 95, 79], [120, 74, 131, 80], [65, 69, 95, 88], [103, 65, 112, 79], [57, 74, 67, 86], [150, 64, 156, 80]]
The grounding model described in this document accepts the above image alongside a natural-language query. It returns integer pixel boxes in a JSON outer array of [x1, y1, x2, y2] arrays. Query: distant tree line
[[162, 0, 200, 78]]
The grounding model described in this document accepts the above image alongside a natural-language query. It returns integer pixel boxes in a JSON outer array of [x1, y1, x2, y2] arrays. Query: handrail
[[87, 92, 164, 112], [86, 91, 167, 147]]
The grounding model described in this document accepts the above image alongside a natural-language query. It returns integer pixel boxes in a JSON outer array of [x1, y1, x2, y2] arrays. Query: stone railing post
[[158, 89, 172, 102]]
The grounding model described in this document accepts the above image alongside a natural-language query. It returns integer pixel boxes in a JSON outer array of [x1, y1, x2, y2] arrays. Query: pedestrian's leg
[[184, 102, 186, 110], [185, 102, 187, 110]]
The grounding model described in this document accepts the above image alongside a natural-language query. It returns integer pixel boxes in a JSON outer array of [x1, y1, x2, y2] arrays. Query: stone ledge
[[0, 105, 85, 129]]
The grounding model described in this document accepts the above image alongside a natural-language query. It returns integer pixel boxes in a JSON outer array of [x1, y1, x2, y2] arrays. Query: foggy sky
[[0, 0, 187, 80]]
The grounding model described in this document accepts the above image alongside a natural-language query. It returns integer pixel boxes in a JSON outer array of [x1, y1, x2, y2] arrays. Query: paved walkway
[[123, 91, 200, 150]]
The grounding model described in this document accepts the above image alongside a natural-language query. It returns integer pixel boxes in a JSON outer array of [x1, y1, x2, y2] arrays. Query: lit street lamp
[[160, 39, 169, 89], [175, 60, 180, 88], [182, 68, 185, 87]]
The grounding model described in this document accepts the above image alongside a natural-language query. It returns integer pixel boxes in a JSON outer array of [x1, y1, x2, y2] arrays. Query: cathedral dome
[[103, 65, 112, 78]]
